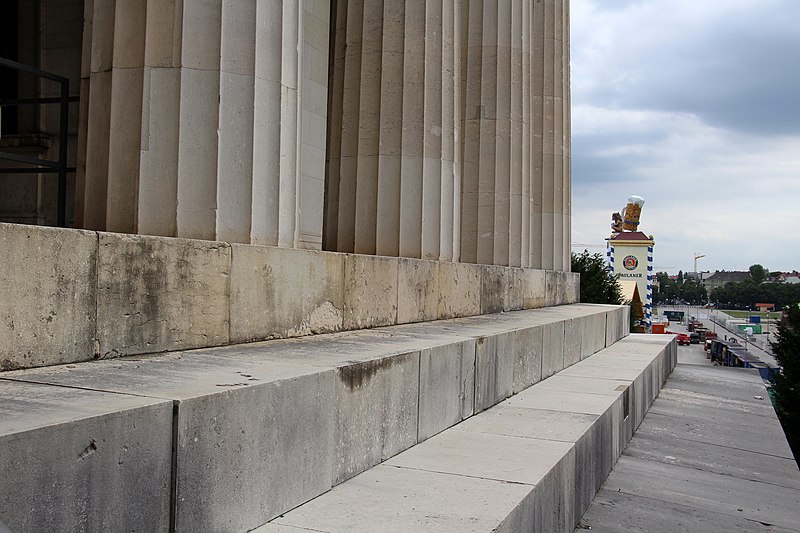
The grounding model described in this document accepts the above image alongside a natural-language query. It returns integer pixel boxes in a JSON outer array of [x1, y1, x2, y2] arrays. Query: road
[[657, 306, 780, 369]]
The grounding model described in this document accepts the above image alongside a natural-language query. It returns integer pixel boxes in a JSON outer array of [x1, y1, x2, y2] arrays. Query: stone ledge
[[0, 222, 580, 370], [0, 304, 624, 533], [262, 334, 677, 533]]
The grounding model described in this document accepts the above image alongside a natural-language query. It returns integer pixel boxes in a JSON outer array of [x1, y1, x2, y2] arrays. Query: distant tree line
[[710, 264, 800, 310], [653, 264, 800, 309], [711, 281, 800, 310]]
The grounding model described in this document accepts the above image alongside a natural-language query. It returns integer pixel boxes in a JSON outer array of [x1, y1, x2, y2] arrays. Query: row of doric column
[[74, 0, 570, 269], [75, 0, 329, 249], [324, 0, 570, 269]]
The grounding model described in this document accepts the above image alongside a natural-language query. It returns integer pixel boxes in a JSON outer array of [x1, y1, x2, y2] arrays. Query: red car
[[677, 333, 691, 346]]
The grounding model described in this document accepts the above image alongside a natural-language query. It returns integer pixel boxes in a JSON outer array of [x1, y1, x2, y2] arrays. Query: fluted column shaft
[[326, 0, 570, 268], [324, 0, 462, 261], [76, 0, 330, 249]]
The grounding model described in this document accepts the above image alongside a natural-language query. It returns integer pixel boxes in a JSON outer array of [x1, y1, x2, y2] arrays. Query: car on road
[[677, 333, 691, 346], [690, 332, 700, 344]]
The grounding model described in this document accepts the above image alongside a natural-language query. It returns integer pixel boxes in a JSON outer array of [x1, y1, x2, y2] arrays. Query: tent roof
[[619, 280, 641, 303]]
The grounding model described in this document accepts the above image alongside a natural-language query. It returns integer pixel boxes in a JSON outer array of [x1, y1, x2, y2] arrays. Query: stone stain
[[78, 439, 98, 461], [0, 358, 22, 371], [338, 356, 401, 391]]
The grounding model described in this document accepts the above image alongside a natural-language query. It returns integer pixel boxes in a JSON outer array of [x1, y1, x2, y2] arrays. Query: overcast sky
[[570, 0, 800, 275]]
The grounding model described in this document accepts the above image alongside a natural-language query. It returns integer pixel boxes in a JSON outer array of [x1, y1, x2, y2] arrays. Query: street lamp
[[693, 253, 706, 314]]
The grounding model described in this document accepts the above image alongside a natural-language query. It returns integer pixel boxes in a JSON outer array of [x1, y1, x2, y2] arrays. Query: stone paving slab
[[593, 455, 800, 530], [261, 464, 535, 533], [624, 429, 800, 490], [645, 391, 792, 459], [581, 489, 797, 533], [576, 351, 800, 532], [452, 404, 598, 443], [384, 430, 574, 486]]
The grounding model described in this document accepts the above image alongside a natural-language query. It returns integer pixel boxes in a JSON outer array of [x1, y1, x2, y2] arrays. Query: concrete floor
[[575, 337, 800, 532]]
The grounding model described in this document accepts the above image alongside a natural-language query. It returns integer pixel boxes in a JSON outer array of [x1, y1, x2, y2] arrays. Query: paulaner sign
[[607, 196, 655, 329]]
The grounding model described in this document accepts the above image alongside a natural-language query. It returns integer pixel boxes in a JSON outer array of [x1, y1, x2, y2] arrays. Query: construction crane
[[693, 253, 706, 275]]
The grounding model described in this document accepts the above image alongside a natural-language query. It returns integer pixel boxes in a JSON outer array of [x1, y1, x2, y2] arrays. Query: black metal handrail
[[0, 56, 79, 227]]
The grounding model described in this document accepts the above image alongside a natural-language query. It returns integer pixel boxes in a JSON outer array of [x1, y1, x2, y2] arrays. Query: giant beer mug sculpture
[[622, 196, 645, 232]]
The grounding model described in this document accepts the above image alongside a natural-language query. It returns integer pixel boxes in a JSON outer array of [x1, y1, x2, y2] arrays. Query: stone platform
[[0, 304, 634, 532], [258, 334, 676, 532]]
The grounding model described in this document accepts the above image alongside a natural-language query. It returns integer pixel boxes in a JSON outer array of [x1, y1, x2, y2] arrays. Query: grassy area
[[720, 309, 782, 320]]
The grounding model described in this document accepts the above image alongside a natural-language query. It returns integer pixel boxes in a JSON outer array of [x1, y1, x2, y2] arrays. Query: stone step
[[257, 334, 677, 533], [0, 304, 629, 533]]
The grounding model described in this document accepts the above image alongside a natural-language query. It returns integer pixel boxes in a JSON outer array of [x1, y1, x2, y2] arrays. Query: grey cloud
[[571, 130, 665, 186], [577, 2, 800, 135]]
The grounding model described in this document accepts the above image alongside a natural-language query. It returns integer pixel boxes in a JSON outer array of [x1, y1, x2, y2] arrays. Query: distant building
[[704, 270, 751, 292], [778, 271, 800, 284], [685, 271, 703, 282]]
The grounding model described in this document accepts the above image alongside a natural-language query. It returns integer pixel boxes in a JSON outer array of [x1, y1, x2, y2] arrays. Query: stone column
[[81, 0, 114, 230], [325, 0, 462, 261], [216, 0, 256, 244], [175, 0, 222, 240], [322, 0, 347, 252], [526, 0, 570, 270], [76, 0, 329, 248], [137, 0, 181, 238], [105, 0, 145, 233], [459, 0, 531, 267], [73, 0, 94, 228], [251, 0, 283, 245], [374, 0, 404, 257], [296, 2, 330, 250], [561, 0, 572, 270]]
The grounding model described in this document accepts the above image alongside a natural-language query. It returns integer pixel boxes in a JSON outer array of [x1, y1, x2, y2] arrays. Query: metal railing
[[0, 57, 79, 227]]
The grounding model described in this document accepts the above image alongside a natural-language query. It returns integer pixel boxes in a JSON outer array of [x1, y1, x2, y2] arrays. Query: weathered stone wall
[[0, 221, 579, 370]]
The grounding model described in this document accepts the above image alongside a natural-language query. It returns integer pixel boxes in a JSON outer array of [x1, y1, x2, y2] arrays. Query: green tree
[[571, 251, 622, 305], [681, 281, 707, 305], [750, 264, 768, 284], [771, 304, 800, 463], [653, 272, 677, 304]]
